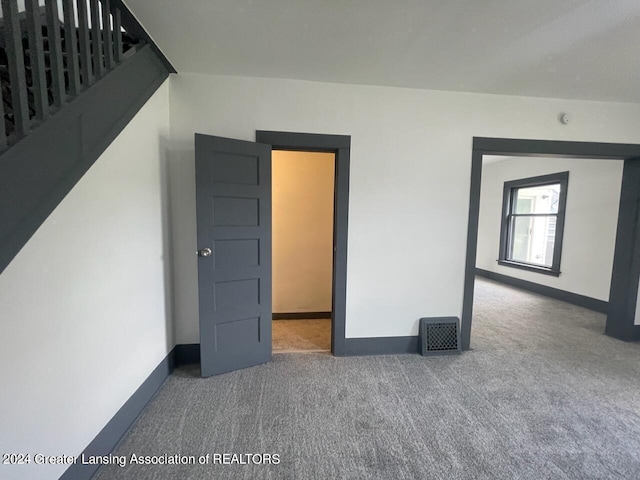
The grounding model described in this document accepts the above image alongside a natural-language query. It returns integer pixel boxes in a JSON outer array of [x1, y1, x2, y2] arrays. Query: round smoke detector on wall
[[559, 112, 571, 125]]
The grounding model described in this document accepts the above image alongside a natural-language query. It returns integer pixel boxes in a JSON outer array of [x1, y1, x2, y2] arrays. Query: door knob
[[198, 248, 212, 257]]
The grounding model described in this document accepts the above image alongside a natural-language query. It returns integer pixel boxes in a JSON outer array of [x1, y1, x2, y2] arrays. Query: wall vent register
[[419, 317, 461, 356]]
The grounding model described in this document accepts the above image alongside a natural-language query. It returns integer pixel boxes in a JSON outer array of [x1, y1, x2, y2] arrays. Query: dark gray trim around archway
[[256, 130, 351, 356], [463, 137, 640, 350]]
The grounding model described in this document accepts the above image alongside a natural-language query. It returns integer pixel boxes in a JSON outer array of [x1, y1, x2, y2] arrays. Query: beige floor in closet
[[272, 319, 331, 353]]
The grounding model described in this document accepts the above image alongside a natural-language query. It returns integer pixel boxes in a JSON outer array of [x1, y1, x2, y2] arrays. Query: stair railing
[[0, 0, 140, 150]]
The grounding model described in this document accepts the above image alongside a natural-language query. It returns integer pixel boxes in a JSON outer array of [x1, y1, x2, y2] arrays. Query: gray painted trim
[[461, 149, 483, 351], [463, 138, 640, 350], [498, 171, 569, 277], [175, 338, 419, 363], [25, 0, 49, 121], [476, 268, 608, 314], [273, 312, 332, 320], [62, 0, 82, 95], [90, 0, 105, 79], [2, 0, 29, 137], [114, 8, 124, 63], [0, 45, 169, 275], [473, 137, 640, 159], [60, 343, 205, 480], [103, 0, 115, 70], [256, 131, 351, 357], [496, 260, 561, 277], [77, 0, 94, 86], [175, 335, 435, 364], [342, 336, 419, 356], [111, 0, 177, 73], [45, 0, 67, 107], [606, 158, 640, 342], [59, 351, 174, 480], [174, 339, 420, 360], [256, 131, 351, 150]]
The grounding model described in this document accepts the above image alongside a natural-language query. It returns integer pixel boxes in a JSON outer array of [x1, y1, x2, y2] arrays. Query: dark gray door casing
[[463, 138, 640, 350], [607, 158, 640, 341], [256, 131, 351, 356], [195, 134, 272, 376]]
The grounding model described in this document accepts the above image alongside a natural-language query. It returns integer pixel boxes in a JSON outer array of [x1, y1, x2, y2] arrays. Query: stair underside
[[0, 44, 169, 275]]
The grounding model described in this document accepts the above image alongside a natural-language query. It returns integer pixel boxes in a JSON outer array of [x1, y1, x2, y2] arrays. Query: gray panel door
[[195, 134, 272, 377]]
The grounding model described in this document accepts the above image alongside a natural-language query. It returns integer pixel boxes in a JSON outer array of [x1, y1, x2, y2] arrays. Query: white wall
[[476, 157, 623, 300], [168, 73, 640, 343], [0, 80, 172, 480], [272, 151, 335, 313]]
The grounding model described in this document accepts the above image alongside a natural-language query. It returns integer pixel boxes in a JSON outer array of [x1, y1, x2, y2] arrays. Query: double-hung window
[[498, 172, 569, 276]]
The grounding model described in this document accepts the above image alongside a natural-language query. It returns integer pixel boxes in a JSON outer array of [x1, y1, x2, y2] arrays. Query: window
[[498, 172, 569, 276]]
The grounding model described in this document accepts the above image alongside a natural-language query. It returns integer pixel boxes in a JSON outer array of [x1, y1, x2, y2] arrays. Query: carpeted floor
[[272, 319, 331, 353], [93, 278, 640, 479]]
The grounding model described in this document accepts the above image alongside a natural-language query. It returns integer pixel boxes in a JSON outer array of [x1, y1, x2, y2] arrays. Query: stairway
[[0, 8, 138, 139], [0, 0, 172, 276]]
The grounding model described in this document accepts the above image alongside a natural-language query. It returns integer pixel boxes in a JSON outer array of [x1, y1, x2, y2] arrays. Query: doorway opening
[[472, 154, 623, 352], [194, 131, 350, 376], [256, 130, 351, 357], [271, 150, 335, 353], [462, 137, 640, 351]]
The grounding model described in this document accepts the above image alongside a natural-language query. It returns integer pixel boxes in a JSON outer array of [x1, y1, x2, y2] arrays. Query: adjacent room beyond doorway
[[271, 150, 335, 353], [473, 154, 623, 347]]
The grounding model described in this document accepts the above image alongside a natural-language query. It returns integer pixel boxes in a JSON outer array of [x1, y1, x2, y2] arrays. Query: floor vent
[[419, 317, 461, 356]]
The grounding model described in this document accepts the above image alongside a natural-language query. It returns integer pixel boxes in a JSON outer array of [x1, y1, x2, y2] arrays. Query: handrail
[[0, 0, 142, 151]]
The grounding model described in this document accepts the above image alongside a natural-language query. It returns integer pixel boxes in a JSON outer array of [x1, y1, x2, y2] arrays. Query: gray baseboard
[[173, 338, 421, 362], [60, 343, 205, 480], [56, 331, 423, 480], [273, 312, 332, 320], [342, 336, 419, 356], [59, 351, 174, 480], [475, 268, 608, 314]]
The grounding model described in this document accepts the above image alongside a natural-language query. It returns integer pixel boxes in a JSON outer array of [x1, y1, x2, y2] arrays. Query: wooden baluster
[[113, 8, 123, 63], [2, 0, 30, 138], [101, 0, 115, 70], [25, 0, 49, 121], [45, 0, 66, 107], [0, 89, 7, 149], [62, 0, 81, 96], [77, 0, 94, 86], [89, 0, 104, 78]]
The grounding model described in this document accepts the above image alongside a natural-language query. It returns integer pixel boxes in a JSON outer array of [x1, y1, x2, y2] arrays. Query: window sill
[[497, 260, 561, 277]]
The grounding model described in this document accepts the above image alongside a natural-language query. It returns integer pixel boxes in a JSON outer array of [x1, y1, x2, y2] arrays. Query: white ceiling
[[124, 0, 640, 103]]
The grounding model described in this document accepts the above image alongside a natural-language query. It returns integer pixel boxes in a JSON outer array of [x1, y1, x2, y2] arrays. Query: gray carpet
[[93, 278, 640, 479]]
